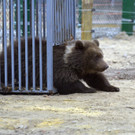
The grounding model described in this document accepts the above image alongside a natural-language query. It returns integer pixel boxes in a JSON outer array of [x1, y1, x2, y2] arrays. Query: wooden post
[[81, 0, 93, 40]]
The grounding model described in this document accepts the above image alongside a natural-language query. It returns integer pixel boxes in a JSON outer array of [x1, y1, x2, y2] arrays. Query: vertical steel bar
[[69, 0, 71, 40], [70, 0, 73, 39], [58, 0, 60, 43], [67, 0, 70, 40], [32, 0, 35, 90], [57, 0, 61, 44], [71, 0, 73, 38], [72, 0, 74, 39], [64, 0, 66, 42], [59, 1, 62, 43], [64, 0, 66, 41], [61, 0, 63, 43], [3, 0, 7, 87], [57, 0, 59, 43], [36, 0, 38, 36], [47, 0, 53, 92], [16, 0, 19, 38], [10, 0, 14, 91], [43, 0, 46, 38], [55, 0, 57, 43], [56, 0, 59, 44], [52, 0, 55, 43], [65, 0, 67, 40], [53, 0, 56, 43], [62, 0, 64, 42], [30, 0, 32, 36], [58, 0, 59, 43], [73, 0, 76, 39], [38, 0, 43, 91], [17, 0, 21, 90], [68, 0, 70, 40], [24, 0, 28, 91], [22, 0, 25, 37], [9, 0, 11, 42]]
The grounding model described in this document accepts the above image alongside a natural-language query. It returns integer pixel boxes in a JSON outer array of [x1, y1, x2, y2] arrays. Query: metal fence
[[0, 0, 76, 94], [92, 0, 123, 38], [76, 0, 135, 38]]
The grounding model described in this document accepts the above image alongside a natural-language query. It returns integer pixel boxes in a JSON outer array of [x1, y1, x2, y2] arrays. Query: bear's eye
[[95, 54, 102, 59], [95, 54, 100, 59]]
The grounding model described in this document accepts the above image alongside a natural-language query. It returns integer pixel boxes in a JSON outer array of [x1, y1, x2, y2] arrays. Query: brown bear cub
[[0, 37, 119, 94]]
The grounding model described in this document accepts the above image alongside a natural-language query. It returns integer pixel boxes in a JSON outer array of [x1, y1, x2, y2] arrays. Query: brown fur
[[0, 38, 119, 94]]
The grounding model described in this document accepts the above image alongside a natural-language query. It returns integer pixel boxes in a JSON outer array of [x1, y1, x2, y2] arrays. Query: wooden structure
[[81, 0, 93, 40]]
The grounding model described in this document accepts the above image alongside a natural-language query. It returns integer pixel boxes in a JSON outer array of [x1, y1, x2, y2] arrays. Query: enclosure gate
[[0, 0, 76, 93]]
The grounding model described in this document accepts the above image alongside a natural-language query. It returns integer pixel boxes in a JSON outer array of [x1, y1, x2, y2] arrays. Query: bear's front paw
[[105, 85, 120, 92]]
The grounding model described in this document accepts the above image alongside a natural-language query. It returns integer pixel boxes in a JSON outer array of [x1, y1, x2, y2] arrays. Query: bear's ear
[[75, 40, 84, 50], [93, 40, 99, 46]]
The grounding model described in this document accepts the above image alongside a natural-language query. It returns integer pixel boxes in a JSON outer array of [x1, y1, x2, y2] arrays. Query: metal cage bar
[[10, 0, 14, 91], [3, 0, 7, 87], [43, 0, 46, 38], [32, 0, 36, 91], [17, 0, 21, 90], [36, 0, 38, 36], [38, 0, 43, 91], [46, 0, 53, 92], [24, 0, 28, 91]]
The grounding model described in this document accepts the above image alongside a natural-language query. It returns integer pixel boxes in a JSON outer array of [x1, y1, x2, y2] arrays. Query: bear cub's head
[[64, 40, 109, 74]]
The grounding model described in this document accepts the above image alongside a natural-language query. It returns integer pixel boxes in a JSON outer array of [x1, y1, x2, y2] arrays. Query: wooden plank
[[81, 0, 93, 40]]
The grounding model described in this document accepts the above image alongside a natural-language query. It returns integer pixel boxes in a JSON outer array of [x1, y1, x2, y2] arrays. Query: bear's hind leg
[[72, 80, 96, 93], [55, 80, 96, 94]]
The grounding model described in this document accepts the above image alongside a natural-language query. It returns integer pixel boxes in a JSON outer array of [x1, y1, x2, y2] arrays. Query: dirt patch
[[105, 68, 135, 80], [0, 33, 135, 135]]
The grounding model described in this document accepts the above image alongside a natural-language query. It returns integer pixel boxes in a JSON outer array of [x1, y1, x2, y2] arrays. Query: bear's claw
[[104, 85, 120, 92]]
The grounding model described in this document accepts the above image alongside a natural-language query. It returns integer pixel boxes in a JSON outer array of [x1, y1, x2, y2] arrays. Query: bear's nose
[[104, 65, 109, 70]]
